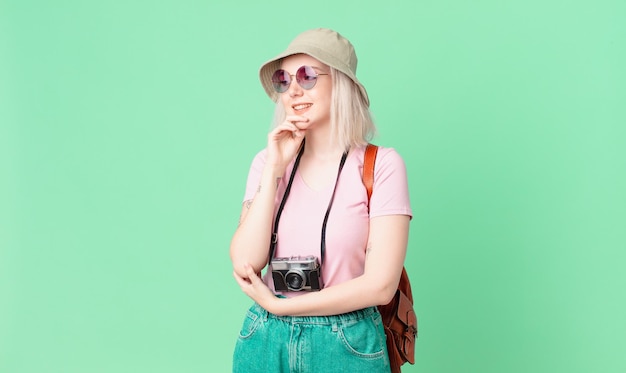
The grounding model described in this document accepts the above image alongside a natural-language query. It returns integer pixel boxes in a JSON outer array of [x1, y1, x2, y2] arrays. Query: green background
[[1, 0, 624, 372]]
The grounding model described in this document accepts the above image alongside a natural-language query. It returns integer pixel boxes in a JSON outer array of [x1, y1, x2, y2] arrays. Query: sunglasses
[[271, 65, 329, 93]]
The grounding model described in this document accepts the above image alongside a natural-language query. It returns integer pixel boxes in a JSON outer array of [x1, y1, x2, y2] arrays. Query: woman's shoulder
[[353, 144, 406, 167], [249, 148, 268, 166]]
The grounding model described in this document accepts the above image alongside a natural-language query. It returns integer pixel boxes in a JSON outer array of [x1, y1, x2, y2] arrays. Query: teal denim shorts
[[232, 302, 390, 373]]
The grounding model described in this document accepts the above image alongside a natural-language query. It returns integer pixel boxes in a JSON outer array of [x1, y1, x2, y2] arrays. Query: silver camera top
[[271, 255, 319, 270]]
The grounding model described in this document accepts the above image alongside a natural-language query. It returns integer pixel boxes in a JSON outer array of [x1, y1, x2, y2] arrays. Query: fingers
[[244, 264, 263, 284], [265, 116, 309, 173], [233, 264, 261, 288], [233, 269, 250, 287], [285, 115, 309, 128], [271, 117, 308, 139], [233, 264, 272, 307], [270, 126, 303, 140]]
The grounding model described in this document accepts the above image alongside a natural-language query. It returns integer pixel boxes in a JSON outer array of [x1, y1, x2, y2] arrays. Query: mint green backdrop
[[1, 1, 624, 372]]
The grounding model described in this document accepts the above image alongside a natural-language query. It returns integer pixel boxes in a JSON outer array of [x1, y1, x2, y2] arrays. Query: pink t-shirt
[[243, 145, 412, 297]]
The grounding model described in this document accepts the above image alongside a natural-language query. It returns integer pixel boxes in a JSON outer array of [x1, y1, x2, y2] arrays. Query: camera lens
[[285, 270, 305, 291]]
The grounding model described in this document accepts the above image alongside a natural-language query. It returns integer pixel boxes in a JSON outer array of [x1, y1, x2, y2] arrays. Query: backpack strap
[[363, 143, 378, 204]]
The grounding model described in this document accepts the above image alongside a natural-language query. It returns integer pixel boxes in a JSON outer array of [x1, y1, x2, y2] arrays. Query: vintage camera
[[271, 255, 322, 292]]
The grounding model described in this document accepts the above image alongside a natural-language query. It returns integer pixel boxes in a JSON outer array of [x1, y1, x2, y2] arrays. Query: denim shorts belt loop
[[233, 303, 391, 373]]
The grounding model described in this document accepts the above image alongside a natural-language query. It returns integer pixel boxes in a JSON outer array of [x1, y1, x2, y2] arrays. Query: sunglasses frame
[[271, 65, 329, 93]]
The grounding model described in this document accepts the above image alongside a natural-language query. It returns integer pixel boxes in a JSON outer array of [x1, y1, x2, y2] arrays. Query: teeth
[[293, 104, 312, 110]]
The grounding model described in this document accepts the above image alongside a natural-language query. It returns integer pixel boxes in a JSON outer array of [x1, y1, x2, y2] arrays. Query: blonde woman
[[230, 28, 412, 372]]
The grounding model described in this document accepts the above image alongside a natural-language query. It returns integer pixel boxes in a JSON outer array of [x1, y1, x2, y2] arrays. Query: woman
[[230, 28, 412, 372]]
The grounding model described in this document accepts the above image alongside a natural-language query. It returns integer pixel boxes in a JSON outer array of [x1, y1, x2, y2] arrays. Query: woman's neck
[[302, 126, 346, 161]]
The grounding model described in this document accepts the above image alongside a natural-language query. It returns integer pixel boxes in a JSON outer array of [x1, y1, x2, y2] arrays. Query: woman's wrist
[[260, 164, 284, 189], [264, 295, 281, 315]]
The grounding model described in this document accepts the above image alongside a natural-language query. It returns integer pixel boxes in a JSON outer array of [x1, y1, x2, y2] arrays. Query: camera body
[[271, 255, 322, 292]]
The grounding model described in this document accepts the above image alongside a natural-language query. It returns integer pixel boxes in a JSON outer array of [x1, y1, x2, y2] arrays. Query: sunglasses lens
[[271, 69, 290, 93], [296, 66, 318, 90]]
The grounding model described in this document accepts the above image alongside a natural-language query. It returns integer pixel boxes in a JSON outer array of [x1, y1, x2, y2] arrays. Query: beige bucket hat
[[259, 28, 370, 107]]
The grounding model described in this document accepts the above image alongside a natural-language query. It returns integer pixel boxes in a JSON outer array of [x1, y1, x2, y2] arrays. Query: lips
[[292, 103, 313, 112]]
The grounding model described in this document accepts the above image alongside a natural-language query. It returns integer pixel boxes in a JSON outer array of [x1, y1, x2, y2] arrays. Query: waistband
[[250, 302, 379, 325]]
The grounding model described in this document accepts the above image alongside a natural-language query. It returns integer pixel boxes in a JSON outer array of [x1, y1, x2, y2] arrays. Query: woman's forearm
[[230, 165, 283, 277], [265, 272, 398, 317]]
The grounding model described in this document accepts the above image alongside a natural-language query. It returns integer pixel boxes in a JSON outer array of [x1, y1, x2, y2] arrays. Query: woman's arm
[[229, 117, 308, 279], [229, 166, 282, 278], [234, 214, 410, 316]]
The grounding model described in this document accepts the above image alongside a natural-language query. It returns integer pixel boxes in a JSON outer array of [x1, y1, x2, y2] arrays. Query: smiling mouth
[[293, 103, 313, 111]]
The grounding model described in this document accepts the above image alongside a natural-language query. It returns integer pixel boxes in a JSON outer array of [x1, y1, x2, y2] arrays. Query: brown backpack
[[364, 144, 418, 373]]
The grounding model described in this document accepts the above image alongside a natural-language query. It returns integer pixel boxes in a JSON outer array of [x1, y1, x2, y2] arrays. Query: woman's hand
[[233, 264, 279, 313], [265, 116, 308, 173]]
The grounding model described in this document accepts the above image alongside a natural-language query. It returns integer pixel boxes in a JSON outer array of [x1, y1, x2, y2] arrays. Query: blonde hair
[[271, 67, 376, 149]]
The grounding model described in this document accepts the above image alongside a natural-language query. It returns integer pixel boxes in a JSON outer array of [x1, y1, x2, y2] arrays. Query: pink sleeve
[[243, 149, 267, 202], [369, 148, 413, 219]]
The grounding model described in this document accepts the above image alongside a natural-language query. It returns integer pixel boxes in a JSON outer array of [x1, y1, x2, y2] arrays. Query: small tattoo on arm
[[239, 200, 253, 226]]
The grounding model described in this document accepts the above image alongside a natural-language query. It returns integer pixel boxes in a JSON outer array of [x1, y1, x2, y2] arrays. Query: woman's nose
[[288, 80, 303, 97]]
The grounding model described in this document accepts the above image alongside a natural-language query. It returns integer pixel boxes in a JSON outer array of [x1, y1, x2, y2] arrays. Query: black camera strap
[[269, 139, 349, 268], [320, 150, 348, 265]]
